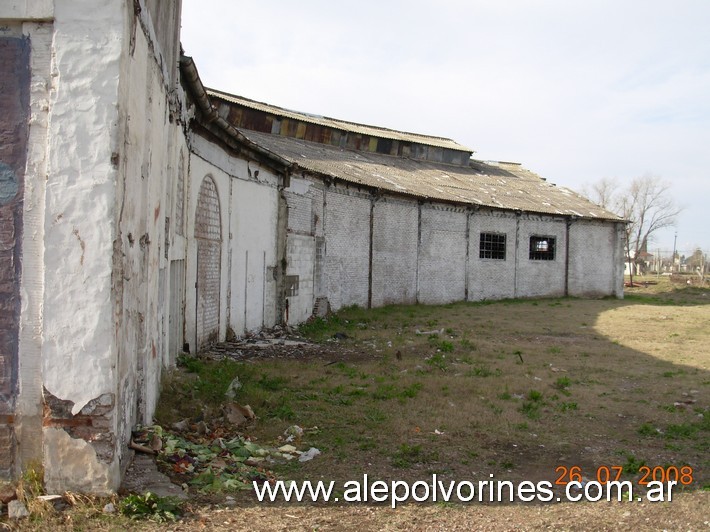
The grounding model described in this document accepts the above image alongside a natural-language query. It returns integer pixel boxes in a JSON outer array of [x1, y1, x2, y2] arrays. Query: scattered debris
[[223, 402, 255, 426], [224, 376, 242, 399], [7, 499, 29, 519], [416, 328, 444, 336], [103, 502, 116, 513], [36, 494, 69, 511], [283, 425, 304, 442], [298, 447, 321, 462]]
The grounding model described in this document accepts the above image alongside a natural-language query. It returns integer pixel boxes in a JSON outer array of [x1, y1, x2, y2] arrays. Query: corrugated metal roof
[[207, 88, 473, 153], [240, 129, 623, 221]]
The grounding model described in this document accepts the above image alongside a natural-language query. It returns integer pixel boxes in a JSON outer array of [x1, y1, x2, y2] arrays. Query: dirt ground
[[4, 278, 710, 530]]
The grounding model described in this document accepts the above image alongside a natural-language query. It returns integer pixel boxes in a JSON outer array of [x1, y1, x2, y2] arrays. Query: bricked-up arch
[[194, 176, 222, 348]]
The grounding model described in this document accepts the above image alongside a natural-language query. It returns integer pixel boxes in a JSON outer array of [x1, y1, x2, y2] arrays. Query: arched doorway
[[194, 176, 222, 348]]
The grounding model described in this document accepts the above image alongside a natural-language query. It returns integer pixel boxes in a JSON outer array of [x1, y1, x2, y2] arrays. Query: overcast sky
[[180, 0, 709, 257]]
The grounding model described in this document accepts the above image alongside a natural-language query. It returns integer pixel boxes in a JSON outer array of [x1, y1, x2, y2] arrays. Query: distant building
[[0, 0, 624, 493]]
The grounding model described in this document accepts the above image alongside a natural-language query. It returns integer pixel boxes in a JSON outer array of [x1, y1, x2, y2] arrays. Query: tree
[[583, 175, 682, 286], [687, 248, 706, 274]]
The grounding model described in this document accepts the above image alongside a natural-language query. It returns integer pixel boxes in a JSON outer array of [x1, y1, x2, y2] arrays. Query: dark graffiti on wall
[[0, 35, 30, 475]]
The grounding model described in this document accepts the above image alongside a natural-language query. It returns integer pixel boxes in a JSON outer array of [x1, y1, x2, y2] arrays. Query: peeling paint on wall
[[0, 34, 29, 477]]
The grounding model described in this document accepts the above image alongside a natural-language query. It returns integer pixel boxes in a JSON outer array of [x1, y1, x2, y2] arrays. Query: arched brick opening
[[194, 176, 222, 348]]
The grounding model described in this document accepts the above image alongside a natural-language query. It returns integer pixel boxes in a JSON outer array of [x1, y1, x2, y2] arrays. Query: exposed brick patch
[[43, 389, 116, 464], [195, 177, 221, 347]]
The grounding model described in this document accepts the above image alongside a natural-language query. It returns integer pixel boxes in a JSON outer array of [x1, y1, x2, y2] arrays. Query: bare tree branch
[[582, 175, 682, 285]]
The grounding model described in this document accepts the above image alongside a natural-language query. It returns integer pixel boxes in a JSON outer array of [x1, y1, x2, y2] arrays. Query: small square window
[[480, 233, 506, 260], [285, 275, 299, 296], [529, 236, 556, 261]]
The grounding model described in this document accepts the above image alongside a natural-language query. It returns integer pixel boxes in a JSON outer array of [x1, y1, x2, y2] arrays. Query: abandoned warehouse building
[[0, 1, 624, 493]]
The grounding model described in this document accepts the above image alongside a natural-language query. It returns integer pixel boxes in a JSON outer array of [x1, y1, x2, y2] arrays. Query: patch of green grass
[[392, 443, 424, 468], [558, 402, 578, 412], [527, 390, 543, 402], [426, 353, 449, 371], [637, 422, 658, 436], [177, 354, 203, 373], [553, 376, 571, 390], [467, 365, 501, 378], [623, 454, 646, 475], [520, 401, 541, 420], [439, 341, 455, 353]]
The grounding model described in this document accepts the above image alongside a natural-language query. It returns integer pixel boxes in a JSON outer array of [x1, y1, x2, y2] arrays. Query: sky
[[180, 0, 709, 258]]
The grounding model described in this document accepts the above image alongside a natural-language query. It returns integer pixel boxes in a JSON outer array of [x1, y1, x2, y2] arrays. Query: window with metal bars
[[529, 236, 556, 261], [479, 233, 506, 260]]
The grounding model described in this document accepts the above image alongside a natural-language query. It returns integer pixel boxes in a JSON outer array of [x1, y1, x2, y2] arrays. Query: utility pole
[[672, 232, 678, 273]]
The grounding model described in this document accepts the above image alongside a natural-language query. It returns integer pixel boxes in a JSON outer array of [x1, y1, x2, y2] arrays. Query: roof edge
[[179, 56, 294, 174]]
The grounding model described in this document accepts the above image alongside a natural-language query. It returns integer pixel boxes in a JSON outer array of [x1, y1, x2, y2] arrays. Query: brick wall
[[284, 190, 312, 234], [195, 177, 221, 346], [468, 210, 517, 300], [324, 187, 370, 310], [568, 220, 619, 297], [0, 35, 29, 477], [371, 198, 418, 306], [417, 205, 467, 304], [515, 216, 567, 298], [286, 234, 315, 323], [287, 181, 620, 320]]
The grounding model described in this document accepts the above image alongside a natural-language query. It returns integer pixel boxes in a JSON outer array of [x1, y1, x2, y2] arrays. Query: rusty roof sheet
[[240, 129, 623, 221], [207, 88, 473, 153]]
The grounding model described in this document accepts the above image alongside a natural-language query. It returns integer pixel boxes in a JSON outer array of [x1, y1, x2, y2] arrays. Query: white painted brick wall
[[568, 220, 620, 297], [285, 190, 312, 234], [515, 217, 567, 298], [417, 205, 467, 305], [286, 234, 315, 324], [468, 210, 517, 300], [324, 187, 370, 310], [371, 198, 418, 306]]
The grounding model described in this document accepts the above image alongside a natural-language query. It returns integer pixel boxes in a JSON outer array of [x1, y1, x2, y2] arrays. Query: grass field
[[8, 277, 709, 529]]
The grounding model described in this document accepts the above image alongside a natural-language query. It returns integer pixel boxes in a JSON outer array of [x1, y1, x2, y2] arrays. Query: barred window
[[479, 233, 506, 260], [529, 236, 556, 261]]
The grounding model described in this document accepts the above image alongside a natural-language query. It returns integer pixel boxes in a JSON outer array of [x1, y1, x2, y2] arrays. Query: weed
[[558, 402, 578, 412], [268, 403, 296, 421], [439, 341, 454, 353], [177, 354, 203, 373], [257, 374, 288, 391], [637, 423, 658, 436], [426, 353, 448, 371], [467, 365, 500, 378], [527, 390, 543, 402], [553, 377, 571, 390], [392, 443, 423, 468], [665, 423, 698, 440], [119, 492, 182, 522], [520, 401, 541, 420], [623, 454, 646, 475]]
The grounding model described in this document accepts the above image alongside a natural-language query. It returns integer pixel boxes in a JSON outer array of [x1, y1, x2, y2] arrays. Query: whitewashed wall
[[188, 135, 281, 345]]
